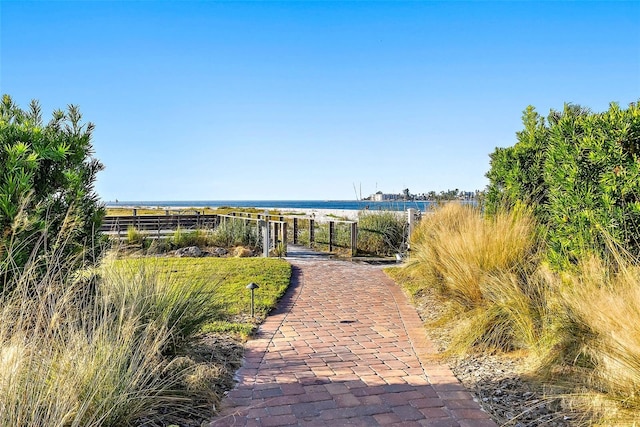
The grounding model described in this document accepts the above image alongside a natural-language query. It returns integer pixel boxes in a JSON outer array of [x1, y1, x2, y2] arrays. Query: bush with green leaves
[[544, 103, 640, 264], [485, 105, 550, 219], [486, 101, 640, 265], [0, 95, 105, 286]]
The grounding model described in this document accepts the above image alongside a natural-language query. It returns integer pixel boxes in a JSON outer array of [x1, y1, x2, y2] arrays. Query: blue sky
[[1, 1, 639, 201]]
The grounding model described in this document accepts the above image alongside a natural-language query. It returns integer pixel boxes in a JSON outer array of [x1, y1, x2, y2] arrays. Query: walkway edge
[[381, 273, 497, 426]]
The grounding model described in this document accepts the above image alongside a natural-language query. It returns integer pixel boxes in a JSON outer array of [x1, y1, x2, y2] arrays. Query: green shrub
[[0, 95, 105, 287], [171, 227, 212, 248], [544, 103, 640, 265], [486, 101, 640, 266], [486, 105, 550, 219], [100, 258, 224, 355]]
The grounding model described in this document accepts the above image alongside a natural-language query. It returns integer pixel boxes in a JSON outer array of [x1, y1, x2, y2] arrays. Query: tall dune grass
[[357, 211, 407, 256], [399, 203, 640, 424], [0, 245, 223, 426], [406, 203, 546, 352], [553, 254, 640, 425]]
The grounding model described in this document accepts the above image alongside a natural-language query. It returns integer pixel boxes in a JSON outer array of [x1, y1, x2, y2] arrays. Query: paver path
[[210, 254, 496, 427]]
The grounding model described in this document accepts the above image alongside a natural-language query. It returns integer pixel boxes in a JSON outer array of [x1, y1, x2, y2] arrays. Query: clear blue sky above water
[[1, 1, 638, 201]]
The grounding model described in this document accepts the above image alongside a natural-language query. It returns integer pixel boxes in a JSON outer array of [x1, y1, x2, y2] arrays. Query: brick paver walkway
[[210, 255, 496, 427]]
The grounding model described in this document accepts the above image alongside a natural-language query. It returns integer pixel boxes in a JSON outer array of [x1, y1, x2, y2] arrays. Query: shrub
[[486, 101, 640, 266], [357, 211, 407, 256], [544, 103, 640, 266], [101, 258, 224, 355], [398, 203, 640, 423], [0, 95, 105, 288], [171, 227, 212, 248], [486, 105, 550, 219]]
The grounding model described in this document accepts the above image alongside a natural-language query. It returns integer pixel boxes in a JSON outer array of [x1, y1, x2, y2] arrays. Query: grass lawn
[[110, 256, 292, 337]]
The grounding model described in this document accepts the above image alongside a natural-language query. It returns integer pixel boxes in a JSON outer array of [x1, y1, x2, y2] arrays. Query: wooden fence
[[100, 214, 219, 236], [223, 212, 358, 256], [100, 211, 359, 257]]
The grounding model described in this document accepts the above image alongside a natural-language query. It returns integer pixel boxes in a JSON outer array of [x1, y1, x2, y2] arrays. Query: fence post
[[309, 219, 315, 248], [133, 209, 140, 229], [407, 208, 419, 250], [293, 218, 298, 244], [351, 222, 358, 257], [282, 222, 288, 256], [329, 221, 335, 252], [262, 211, 270, 257]]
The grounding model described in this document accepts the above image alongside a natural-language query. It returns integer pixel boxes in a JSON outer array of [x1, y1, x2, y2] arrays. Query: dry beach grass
[[389, 202, 640, 426]]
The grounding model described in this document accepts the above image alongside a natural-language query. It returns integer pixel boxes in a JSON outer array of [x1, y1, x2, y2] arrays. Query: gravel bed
[[411, 287, 585, 427]]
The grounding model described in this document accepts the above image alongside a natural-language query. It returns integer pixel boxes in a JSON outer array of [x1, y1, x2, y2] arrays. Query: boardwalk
[[210, 250, 496, 427]]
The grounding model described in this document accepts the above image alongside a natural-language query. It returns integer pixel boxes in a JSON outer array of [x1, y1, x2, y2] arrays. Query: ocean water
[[106, 200, 438, 212]]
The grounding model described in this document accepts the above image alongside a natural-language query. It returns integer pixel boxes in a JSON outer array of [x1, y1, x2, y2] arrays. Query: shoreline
[[106, 205, 363, 221], [105, 205, 408, 222]]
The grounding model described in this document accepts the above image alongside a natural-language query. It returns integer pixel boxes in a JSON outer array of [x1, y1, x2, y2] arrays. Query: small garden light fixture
[[246, 282, 260, 318]]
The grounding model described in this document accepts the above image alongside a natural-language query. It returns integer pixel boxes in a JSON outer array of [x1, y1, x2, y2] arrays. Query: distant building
[[371, 191, 402, 201]]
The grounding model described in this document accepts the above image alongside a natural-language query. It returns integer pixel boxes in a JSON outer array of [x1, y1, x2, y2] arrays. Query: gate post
[[407, 208, 420, 250], [329, 221, 335, 252], [282, 222, 288, 256], [351, 222, 358, 257], [262, 211, 270, 257]]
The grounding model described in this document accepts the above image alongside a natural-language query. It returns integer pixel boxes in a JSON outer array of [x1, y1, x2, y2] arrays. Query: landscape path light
[[246, 282, 260, 318]]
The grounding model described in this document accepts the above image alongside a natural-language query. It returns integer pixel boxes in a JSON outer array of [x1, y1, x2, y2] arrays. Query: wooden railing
[[228, 212, 357, 256], [101, 211, 359, 257], [100, 214, 219, 236]]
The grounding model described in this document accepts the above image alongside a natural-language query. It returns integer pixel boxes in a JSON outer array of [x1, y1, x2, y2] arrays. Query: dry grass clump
[[406, 203, 545, 352], [397, 203, 640, 424], [0, 247, 224, 426], [552, 254, 640, 425], [357, 211, 407, 256]]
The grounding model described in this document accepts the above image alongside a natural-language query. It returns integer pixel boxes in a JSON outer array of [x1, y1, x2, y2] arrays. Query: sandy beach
[[273, 208, 361, 221], [105, 204, 408, 222]]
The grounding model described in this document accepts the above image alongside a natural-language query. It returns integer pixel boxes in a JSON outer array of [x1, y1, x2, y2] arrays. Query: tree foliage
[[0, 95, 105, 285], [486, 106, 550, 218], [486, 101, 640, 265]]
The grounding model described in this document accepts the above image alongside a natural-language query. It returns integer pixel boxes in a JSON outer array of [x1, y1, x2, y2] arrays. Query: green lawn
[[111, 257, 292, 337]]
